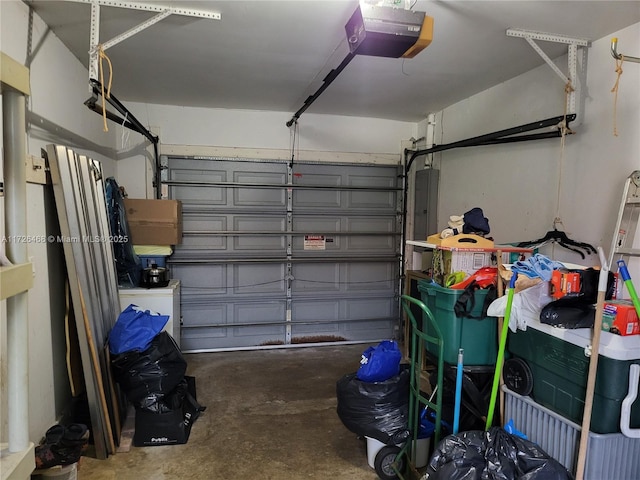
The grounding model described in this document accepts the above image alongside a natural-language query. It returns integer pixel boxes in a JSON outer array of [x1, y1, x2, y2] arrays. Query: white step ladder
[[609, 171, 640, 441], [608, 170, 640, 269]]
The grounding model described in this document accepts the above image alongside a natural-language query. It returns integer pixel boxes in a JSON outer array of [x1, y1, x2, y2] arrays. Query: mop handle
[[453, 348, 464, 434], [617, 260, 640, 319], [485, 274, 517, 430]]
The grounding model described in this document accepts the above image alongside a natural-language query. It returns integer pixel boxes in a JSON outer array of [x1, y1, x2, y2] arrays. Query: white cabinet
[[118, 279, 181, 348]]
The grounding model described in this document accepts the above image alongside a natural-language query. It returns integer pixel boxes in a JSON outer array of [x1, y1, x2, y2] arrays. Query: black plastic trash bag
[[336, 366, 410, 445], [432, 367, 493, 433], [111, 332, 187, 407], [133, 376, 206, 446], [540, 296, 595, 329], [139, 376, 205, 414], [424, 427, 573, 480]]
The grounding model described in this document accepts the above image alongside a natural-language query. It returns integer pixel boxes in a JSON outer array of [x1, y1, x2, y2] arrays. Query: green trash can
[[417, 280, 498, 366]]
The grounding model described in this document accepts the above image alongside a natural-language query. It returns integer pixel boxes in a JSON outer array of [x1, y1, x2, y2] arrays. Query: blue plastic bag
[[109, 304, 170, 355], [357, 340, 402, 382]]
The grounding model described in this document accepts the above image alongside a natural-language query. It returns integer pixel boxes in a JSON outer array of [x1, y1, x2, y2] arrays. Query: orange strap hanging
[[611, 55, 624, 136], [98, 45, 113, 132]]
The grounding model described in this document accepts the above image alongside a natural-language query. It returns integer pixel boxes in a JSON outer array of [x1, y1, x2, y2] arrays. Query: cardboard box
[[603, 300, 640, 336], [124, 199, 182, 245], [436, 249, 533, 284], [441, 250, 494, 277], [134, 376, 202, 447]]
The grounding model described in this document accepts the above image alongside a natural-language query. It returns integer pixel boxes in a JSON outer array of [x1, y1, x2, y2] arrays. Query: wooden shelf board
[[0, 263, 34, 300]]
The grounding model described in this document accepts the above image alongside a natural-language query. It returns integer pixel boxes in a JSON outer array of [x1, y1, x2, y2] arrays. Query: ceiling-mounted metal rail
[[506, 28, 590, 116], [65, 0, 220, 82], [286, 52, 356, 127], [85, 79, 157, 145], [611, 38, 640, 64], [84, 79, 165, 198], [405, 113, 575, 173]]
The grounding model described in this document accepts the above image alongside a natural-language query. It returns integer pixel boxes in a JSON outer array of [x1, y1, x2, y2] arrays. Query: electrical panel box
[[414, 168, 439, 241]]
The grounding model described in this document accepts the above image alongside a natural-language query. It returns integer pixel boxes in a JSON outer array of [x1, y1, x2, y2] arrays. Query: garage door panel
[[348, 216, 396, 232], [291, 264, 339, 293], [184, 327, 286, 350], [181, 303, 228, 328], [291, 323, 341, 336], [233, 216, 286, 251], [172, 167, 226, 182], [292, 299, 340, 320], [234, 215, 286, 232], [235, 325, 286, 341], [346, 234, 396, 251], [235, 302, 285, 329], [294, 172, 342, 186], [234, 186, 287, 207], [173, 185, 227, 204], [350, 172, 397, 187], [182, 235, 227, 250], [172, 264, 227, 294], [293, 189, 342, 208], [349, 190, 396, 209], [235, 264, 286, 295], [293, 216, 341, 232], [346, 297, 395, 319], [345, 263, 396, 292], [234, 235, 286, 251], [165, 155, 401, 350], [291, 263, 395, 294], [183, 214, 226, 232], [181, 215, 227, 248], [342, 320, 395, 340]]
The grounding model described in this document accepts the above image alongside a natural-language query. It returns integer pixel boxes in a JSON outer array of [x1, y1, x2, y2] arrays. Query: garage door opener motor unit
[[345, 2, 434, 58]]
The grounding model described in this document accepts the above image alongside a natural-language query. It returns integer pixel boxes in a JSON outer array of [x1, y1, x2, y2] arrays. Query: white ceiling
[[24, 0, 640, 123]]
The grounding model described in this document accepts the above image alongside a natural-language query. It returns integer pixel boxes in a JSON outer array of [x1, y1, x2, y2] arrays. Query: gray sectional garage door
[[162, 155, 402, 351]]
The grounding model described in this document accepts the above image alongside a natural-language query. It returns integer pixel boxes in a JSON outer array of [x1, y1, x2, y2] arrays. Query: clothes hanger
[[517, 225, 597, 260]]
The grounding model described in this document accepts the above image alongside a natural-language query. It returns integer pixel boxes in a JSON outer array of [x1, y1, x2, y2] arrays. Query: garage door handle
[[620, 363, 640, 438]]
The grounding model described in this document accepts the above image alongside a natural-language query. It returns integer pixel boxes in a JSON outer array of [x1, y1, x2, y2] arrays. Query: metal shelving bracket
[[506, 28, 591, 118], [65, 0, 221, 82]]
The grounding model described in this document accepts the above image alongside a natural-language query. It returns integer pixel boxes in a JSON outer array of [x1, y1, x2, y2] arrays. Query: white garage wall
[[1, 0, 117, 443], [430, 23, 640, 275]]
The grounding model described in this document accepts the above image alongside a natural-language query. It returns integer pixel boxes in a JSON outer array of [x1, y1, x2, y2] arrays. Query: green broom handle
[[618, 260, 640, 318], [485, 274, 517, 430]]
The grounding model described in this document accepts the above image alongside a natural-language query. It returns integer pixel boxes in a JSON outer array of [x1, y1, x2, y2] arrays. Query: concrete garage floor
[[77, 343, 386, 480]]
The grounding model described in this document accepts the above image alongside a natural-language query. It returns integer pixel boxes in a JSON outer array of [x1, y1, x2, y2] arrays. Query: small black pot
[[141, 263, 170, 288]]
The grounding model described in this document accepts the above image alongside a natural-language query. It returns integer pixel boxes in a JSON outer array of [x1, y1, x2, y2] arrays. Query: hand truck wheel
[[504, 357, 534, 396], [374, 445, 405, 480]]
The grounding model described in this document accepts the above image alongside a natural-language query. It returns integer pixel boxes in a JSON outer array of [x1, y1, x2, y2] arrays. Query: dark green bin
[[507, 326, 640, 434], [417, 280, 497, 366]]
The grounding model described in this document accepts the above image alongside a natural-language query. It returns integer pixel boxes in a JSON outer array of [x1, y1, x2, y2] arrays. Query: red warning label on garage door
[[304, 235, 326, 250]]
